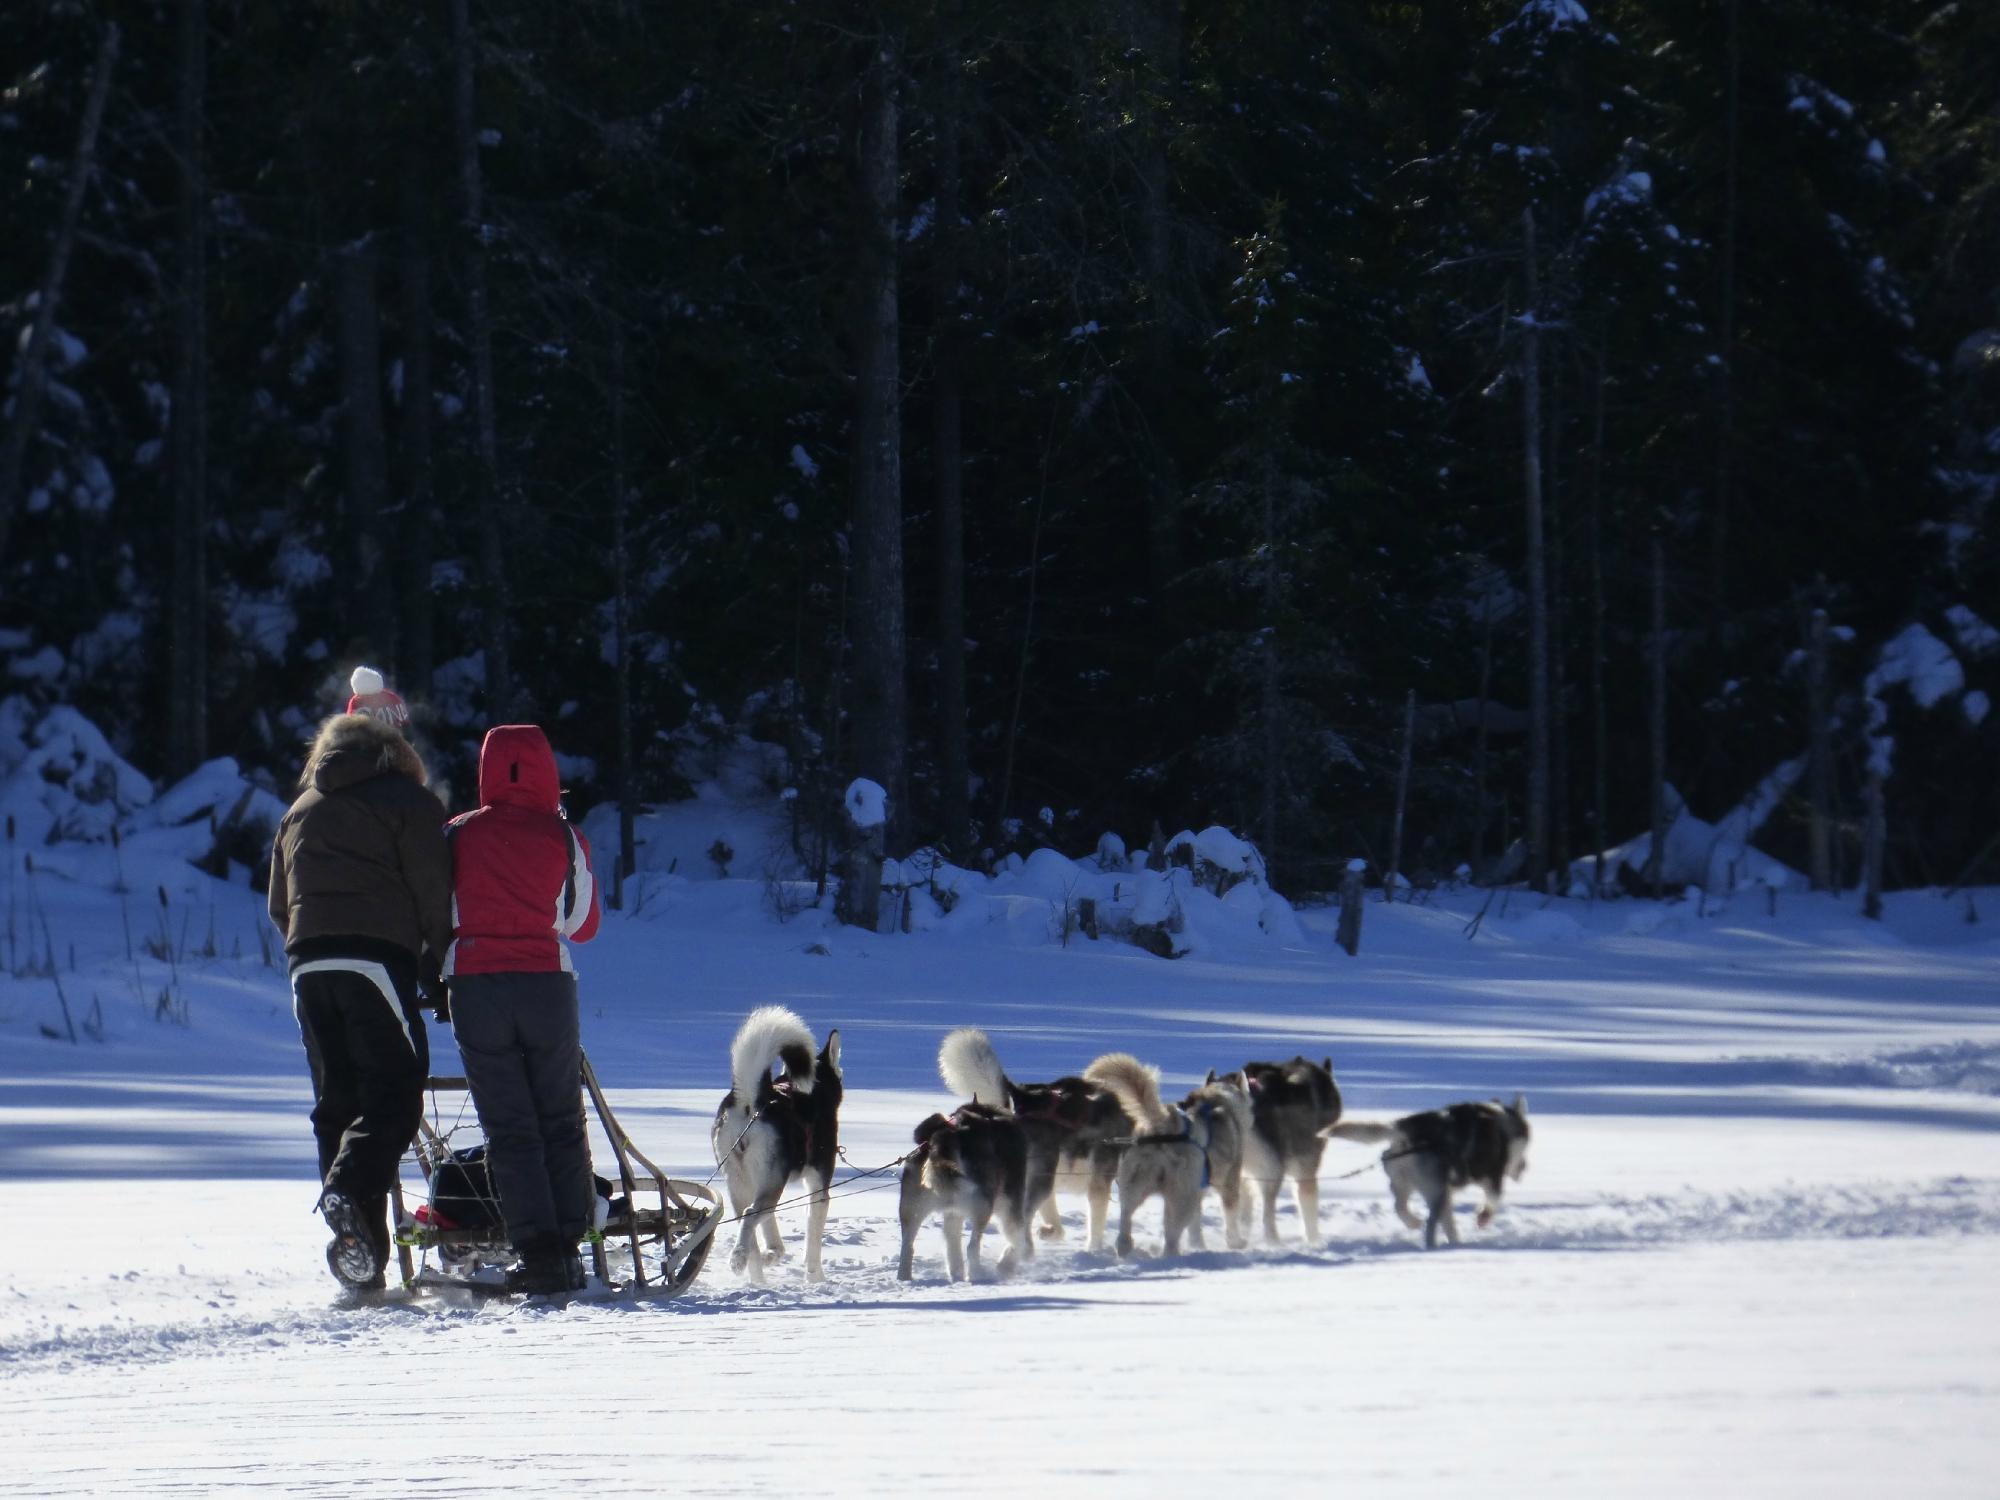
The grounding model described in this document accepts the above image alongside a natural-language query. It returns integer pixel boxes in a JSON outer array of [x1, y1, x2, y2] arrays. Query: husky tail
[[939, 1027, 1011, 1107], [729, 1005, 818, 1102], [1084, 1053, 1172, 1132], [1321, 1119, 1399, 1145]]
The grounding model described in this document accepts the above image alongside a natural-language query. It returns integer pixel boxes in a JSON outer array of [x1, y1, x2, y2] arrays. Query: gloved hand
[[419, 968, 450, 1024]]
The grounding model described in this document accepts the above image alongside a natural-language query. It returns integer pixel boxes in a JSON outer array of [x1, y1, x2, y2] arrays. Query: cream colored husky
[[1083, 1053, 1251, 1257]]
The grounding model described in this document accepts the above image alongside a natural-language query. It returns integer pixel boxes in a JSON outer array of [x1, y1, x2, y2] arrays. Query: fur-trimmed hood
[[302, 712, 427, 794], [270, 714, 452, 967]]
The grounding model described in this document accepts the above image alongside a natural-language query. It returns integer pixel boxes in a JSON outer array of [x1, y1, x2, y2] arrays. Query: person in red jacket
[[444, 724, 603, 1293]]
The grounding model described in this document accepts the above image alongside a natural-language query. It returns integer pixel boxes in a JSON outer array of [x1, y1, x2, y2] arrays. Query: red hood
[[477, 724, 561, 811]]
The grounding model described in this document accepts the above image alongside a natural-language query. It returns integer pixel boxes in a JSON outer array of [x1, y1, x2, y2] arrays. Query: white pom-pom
[[350, 665, 386, 696]]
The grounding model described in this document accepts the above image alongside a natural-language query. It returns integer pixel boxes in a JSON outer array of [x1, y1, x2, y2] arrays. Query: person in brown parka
[[268, 695, 451, 1290]]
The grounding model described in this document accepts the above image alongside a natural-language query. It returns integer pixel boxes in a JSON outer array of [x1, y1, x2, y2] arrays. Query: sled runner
[[393, 1052, 722, 1297]]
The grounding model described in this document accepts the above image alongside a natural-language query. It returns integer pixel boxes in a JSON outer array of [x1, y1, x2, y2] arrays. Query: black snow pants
[[448, 971, 593, 1253], [294, 956, 429, 1258]]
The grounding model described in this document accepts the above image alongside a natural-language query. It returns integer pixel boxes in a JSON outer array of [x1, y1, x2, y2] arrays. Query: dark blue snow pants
[[448, 971, 593, 1253]]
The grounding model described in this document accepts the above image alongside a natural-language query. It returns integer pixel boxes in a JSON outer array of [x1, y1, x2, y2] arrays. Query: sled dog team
[[270, 663, 1526, 1296], [712, 1006, 1533, 1284]]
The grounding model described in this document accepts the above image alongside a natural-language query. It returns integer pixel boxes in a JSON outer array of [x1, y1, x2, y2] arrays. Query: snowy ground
[[4, 856, 1999, 1496]]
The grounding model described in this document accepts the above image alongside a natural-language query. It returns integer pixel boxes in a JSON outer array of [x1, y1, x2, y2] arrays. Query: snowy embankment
[[3, 790, 2000, 1494]]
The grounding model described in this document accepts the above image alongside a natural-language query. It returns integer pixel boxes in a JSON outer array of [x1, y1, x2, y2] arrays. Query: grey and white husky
[[938, 1027, 1127, 1253], [711, 1006, 843, 1283], [1323, 1096, 1531, 1249], [1212, 1055, 1343, 1248], [1084, 1053, 1251, 1257], [895, 1103, 1033, 1281]]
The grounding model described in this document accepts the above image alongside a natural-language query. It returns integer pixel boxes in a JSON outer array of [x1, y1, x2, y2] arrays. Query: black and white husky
[[937, 1027, 1127, 1253], [1212, 1056, 1342, 1249], [896, 1103, 1033, 1282], [711, 1006, 843, 1283], [1323, 1096, 1531, 1249], [1084, 1053, 1251, 1257]]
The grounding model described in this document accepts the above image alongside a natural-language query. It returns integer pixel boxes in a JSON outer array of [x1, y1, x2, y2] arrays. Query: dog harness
[[1011, 1093, 1089, 1128]]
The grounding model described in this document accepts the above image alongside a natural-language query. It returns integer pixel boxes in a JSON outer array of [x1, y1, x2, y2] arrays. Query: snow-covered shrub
[[428, 653, 488, 731], [1578, 774, 1803, 898], [1163, 825, 1270, 896], [0, 701, 155, 846], [1126, 867, 1190, 957], [128, 757, 290, 879], [576, 734, 804, 888]]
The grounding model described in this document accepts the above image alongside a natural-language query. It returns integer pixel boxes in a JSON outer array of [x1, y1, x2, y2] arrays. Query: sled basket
[[394, 1051, 721, 1297]]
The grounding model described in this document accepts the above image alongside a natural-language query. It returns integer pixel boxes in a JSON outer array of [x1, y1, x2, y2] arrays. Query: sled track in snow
[[6, 1175, 1997, 1379], [1478, 1176, 2000, 1253]]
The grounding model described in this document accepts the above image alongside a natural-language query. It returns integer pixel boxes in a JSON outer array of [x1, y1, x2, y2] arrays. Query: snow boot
[[502, 1257, 569, 1295], [320, 1189, 385, 1288], [502, 1236, 570, 1295]]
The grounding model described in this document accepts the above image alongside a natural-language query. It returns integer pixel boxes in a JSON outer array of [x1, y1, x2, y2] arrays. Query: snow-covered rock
[[1015, 847, 1084, 900]]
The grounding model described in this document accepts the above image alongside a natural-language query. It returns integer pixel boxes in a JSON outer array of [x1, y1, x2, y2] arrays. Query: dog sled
[[393, 1052, 722, 1297]]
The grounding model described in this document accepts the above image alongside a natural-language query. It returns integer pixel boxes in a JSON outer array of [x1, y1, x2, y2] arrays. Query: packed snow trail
[[4, 874, 1999, 1495]]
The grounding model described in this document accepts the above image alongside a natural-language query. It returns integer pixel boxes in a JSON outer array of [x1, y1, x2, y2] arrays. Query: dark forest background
[[3, 0, 1996, 897]]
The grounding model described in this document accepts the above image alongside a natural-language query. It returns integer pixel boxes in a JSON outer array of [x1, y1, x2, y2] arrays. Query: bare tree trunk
[[610, 316, 637, 905], [812, 554, 852, 902], [1807, 606, 1834, 892], [1416, 0, 1466, 162], [450, 0, 513, 718], [1260, 448, 1281, 883], [396, 166, 436, 699], [1473, 577, 1495, 875], [1647, 538, 1668, 897], [169, 2, 207, 779], [1862, 763, 1885, 919], [1520, 208, 1551, 891], [1831, 760, 1847, 893], [834, 797, 886, 932], [1711, 0, 1741, 623], [848, 37, 907, 852], [995, 443, 1052, 840], [932, 49, 970, 859], [1386, 689, 1416, 902], [1588, 340, 1609, 890], [1336, 860, 1364, 956], [334, 239, 397, 663], [1548, 356, 1570, 882], [1129, 0, 1184, 631], [0, 22, 119, 564]]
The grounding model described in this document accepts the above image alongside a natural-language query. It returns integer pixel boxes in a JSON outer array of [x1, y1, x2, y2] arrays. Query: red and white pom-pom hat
[[345, 665, 410, 729]]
